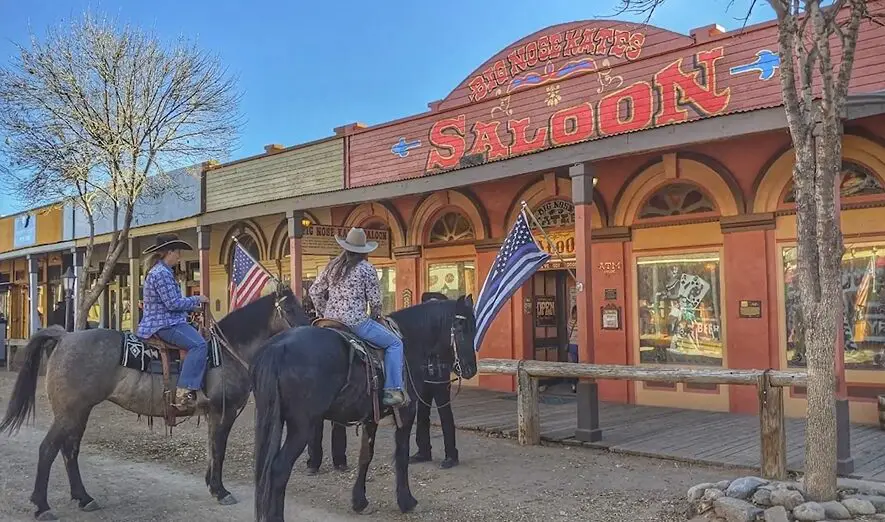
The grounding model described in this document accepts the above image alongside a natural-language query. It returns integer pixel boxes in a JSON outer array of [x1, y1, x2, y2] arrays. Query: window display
[[427, 261, 475, 301], [376, 266, 396, 314], [636, 254, 723, 366], [784, 244, 885, 369]]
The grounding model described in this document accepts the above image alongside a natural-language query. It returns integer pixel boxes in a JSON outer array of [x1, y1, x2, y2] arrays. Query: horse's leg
[[30, 421, 66, 520], [394, 406, 418, 513], [206, 406, 239, 504], [60, 408, 99, 511], [351, 421, 377, 513], [267, 419, 309, 521]]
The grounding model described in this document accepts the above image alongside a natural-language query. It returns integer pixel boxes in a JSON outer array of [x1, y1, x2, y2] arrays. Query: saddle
[[144, 336, 199, 428], [311, 317, 408, 424]]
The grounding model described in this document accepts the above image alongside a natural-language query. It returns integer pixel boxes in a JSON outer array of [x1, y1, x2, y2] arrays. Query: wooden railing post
[[517, 362, 540, 445], [758, 370, 787, 480]]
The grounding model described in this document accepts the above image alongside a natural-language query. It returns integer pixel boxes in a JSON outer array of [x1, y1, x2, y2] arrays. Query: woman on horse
[[309, 227, 405, 407], [137, 234, 210, 410]]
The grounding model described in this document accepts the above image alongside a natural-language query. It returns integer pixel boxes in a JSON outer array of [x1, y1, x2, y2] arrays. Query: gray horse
[[0, 286, 308, 521]]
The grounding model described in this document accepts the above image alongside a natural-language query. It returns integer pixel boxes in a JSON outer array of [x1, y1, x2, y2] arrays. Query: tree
[[0, 14, 241, 329], [614, 0, 880, 501]]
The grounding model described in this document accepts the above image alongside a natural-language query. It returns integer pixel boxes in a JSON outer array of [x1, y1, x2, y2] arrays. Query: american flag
[[229, 242, 270, 311], [474, 210, 550, 351]]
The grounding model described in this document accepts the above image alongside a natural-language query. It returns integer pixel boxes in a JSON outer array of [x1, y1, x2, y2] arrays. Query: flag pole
[[520, 201, 577, 282]]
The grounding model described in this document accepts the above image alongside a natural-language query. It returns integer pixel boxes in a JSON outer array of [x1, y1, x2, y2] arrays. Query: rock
[[752, 488, 773, 507], [716, 480, 732, 491], [689, 483, 717, 502], [763, 506, 790, 522], [836, 478, 885, 497], [704, 489, 724, 501], [713, 497, 763, 522], [725, 476, 769, 500], [770, 488, 806, 511], [820, 500, 851, 519], [844, 494, 885, 512], [842, 497, 876, 516], [792, 502, 826, 521]]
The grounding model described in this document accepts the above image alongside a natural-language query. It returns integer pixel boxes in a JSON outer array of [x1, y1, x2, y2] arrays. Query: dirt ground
[[0, 372, 737, 521]]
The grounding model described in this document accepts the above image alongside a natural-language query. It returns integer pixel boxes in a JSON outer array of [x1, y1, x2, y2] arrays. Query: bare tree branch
[[0, 12, 242, 329]]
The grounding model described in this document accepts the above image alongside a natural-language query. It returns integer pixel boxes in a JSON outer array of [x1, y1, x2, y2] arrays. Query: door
[[531, 271, 569, 362]]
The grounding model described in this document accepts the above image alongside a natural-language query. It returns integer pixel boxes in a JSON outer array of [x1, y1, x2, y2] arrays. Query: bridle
[[203, 289, 296, 373], [406, 313, 471, 410]]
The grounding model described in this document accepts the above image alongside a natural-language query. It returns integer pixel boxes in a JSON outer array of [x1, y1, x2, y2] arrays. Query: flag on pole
[[474, 210, 551, 351], [230, 242, 271, 310]]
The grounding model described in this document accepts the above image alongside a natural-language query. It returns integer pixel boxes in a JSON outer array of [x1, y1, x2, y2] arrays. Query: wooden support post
[[758, 371, 786, 480], [517, 363, 540, 446]]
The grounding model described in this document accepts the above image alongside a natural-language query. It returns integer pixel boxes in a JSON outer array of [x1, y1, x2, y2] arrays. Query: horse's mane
[[217, 289, 301, 346], [390, 299, 457, 347]]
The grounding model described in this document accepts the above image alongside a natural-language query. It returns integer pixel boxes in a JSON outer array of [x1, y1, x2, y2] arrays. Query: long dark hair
[[327, 251, 367, 285]]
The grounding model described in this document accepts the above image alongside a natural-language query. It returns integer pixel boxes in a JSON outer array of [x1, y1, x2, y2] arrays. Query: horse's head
[[451, 295, 478, 380], [269, 284, 311, 332]]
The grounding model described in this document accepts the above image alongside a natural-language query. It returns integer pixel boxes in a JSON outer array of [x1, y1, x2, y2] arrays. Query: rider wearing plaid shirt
[[137, 234, 209, 410]]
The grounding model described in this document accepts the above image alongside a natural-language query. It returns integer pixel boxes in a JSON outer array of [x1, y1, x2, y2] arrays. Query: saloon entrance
[[531, 268, 577, 363]]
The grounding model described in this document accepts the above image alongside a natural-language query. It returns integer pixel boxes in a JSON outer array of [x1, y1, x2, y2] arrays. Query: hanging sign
[[301, 225, 391, 258], [534, 296, 557, 327]]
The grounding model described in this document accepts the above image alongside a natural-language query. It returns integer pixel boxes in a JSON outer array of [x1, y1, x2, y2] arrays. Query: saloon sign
[[302, 225, 391, 258], [426, 47, 730, 173]]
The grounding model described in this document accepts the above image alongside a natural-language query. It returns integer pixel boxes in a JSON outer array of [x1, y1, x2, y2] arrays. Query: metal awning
[[0, 241, 75, 262]]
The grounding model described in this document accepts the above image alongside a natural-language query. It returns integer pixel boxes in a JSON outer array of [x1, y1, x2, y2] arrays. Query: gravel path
[[0, 372, 736, 521]]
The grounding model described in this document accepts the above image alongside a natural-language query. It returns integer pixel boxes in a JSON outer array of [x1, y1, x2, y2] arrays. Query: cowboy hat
[[335, 227, 378, 254], [142, 234, 194, 255]]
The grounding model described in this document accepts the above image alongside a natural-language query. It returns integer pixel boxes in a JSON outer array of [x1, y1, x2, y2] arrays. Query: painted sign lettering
[[302, 225, 391, 258], [468, 25, 646, 102], [426, 47, 730, 173]]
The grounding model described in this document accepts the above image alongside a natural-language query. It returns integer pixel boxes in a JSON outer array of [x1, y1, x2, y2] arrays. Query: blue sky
[[0, 0, 776, 216]]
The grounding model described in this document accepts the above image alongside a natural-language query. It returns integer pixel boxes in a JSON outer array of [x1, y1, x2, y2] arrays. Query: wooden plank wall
[[205, 138, 345, 212]]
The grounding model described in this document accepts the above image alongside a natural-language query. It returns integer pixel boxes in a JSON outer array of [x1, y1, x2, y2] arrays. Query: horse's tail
[[252, 344, 284, 522], [0, 325, 66, 434]]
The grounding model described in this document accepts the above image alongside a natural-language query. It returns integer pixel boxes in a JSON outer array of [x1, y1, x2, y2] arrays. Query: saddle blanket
[[120, 332, 222, 373]]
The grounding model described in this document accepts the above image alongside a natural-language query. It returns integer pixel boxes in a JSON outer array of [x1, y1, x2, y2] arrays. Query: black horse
[[251, 295, 478, 521]]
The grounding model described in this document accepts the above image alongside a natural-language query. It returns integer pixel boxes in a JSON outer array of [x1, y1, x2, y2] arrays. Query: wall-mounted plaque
[[739, 300, 762, 319], [601, 303, 621, 330], [604, 288, 617, 300]]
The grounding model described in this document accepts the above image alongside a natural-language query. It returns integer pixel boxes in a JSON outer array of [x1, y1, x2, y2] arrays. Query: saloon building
[[4, 5, 885, 426]]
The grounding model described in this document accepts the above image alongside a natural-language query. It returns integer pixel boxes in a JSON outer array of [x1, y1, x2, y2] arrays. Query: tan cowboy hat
[[335, 227, 378, 254], [142, 234, 194, 255]]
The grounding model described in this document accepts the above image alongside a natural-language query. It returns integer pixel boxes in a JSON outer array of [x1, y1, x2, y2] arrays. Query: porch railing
[[477, 358, 807, 480]]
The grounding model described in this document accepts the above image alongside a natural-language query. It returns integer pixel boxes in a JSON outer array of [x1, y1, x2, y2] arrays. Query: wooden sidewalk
[[436, 387, 885, 481]]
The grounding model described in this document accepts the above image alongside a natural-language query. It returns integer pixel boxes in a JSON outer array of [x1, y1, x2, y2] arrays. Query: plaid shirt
[[137, 262, 201, 338]]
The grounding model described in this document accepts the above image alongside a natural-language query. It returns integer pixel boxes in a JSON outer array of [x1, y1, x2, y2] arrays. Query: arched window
[[428, 212, 475, 244], [638, 183, 716, 219], [782, 161, 885, 203]]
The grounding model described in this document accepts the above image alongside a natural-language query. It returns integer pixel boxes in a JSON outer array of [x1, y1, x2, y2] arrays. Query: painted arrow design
[[729, 49, 780, 81], [391, 137, 421, 158]]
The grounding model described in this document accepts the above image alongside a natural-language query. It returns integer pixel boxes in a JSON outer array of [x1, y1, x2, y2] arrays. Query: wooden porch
[[439, 387, 885, 481]]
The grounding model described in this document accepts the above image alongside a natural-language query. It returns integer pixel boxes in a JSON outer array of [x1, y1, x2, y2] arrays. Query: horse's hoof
[[35, 511, 58, 521], [81, 499, 101, 512], [352, 496, 369, 513], [398, 495, 418, 513], [218, 494, 238, 506]]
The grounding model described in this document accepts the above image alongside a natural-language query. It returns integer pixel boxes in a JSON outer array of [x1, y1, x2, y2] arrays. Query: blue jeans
[[155, 323, 208, 390], [352, 318, 403, 390]]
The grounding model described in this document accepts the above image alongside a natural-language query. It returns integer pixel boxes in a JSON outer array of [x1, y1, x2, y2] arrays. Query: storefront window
[[636, 254, 723, 366], [784, 244, 885, 369], [376, 266, 396, 314], [427, 261, 476, 300]]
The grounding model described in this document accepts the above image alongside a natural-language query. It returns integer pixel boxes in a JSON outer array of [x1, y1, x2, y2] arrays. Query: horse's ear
[[465, 294, 474, 308]]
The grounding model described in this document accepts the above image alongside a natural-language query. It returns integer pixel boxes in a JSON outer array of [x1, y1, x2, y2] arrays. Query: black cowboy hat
[[142, 234, 194, 255]]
